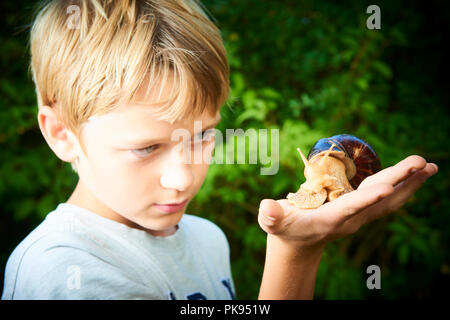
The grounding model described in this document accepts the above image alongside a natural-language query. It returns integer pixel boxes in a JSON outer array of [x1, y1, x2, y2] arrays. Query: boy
[[2, 0, 438, 300]]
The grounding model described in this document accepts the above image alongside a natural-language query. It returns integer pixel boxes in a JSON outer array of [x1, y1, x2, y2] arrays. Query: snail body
[[287, 134, 381, 209]]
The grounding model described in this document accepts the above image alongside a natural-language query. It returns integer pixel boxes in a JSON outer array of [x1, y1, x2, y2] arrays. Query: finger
[[317, 183, 395, 225], [362, 162, 438, 224], [258, 199, 285, 233], [358, 155, 427, 189]]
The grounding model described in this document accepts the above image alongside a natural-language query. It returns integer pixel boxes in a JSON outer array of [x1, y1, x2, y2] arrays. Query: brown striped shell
[[307, 134, 381, 189]]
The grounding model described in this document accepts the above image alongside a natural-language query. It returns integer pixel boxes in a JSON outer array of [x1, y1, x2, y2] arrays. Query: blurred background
[[1, 0, 449, 299]]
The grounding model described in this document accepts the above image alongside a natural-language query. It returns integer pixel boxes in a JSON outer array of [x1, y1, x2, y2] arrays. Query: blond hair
[[30, 0, 229, 171]]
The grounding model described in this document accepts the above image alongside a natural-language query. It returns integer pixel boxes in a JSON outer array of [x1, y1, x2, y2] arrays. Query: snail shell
[[308, 134, 382, 189], [287, 134, 381, 209]]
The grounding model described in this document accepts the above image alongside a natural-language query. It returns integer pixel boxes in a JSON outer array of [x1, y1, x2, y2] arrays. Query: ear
[[37, 105, 79, 163]]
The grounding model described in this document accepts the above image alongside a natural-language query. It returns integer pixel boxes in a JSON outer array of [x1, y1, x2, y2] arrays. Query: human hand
[[258, 155, 439, 248]]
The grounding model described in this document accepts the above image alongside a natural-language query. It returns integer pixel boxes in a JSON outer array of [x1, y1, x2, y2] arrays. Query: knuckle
[[340, 219, 361, 235], [360, 214, 369, 226], [344, 206, 358, 216], [316, 231, 329, 243], [258, 221, 274, 234], [386, 201, 401, 213], [320, 217, 341, 238], [258, 214, 279, 234], [257, 214, 267, 229], [352, 220, 362, 232], [348, 223, 361, 235], [320, 216, 337, 230], [359, 177, 373, 188], [406, 155, 426, 167]]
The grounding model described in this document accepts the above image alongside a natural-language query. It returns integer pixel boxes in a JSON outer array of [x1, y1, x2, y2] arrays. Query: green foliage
[[197, 0, 450, 299], [1, 0, 449, 299]]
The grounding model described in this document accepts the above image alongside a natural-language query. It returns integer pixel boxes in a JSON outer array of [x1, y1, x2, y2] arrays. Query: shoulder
[[181, 214, 230, 253], [2, 205, 158, 299], [179, 214, 234, 296], [3, 207, 109, 277], [182, 214, 224, 232], [182, 214, 228, 241], [3, 229, 160, 299]]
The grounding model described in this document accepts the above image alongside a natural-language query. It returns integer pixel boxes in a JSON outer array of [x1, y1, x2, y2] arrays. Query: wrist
[[266, 233, 326, 261], [259, 234, 325, 300]]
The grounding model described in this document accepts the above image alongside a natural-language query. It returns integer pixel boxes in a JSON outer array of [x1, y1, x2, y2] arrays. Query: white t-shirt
[[1, 203, 235, 300]]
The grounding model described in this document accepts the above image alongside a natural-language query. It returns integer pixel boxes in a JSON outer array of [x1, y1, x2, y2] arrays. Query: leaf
[[372, 61, 393, 79], [356, 77, 369, 90], [231, 72, 246, 96], [398, 245, 410, 266], [259, 87, 281, 100], [235, 109, 265, 126], [241, 90, 257, 109], [387, 221, 410, 235]]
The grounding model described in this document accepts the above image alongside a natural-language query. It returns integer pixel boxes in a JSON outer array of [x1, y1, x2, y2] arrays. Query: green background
[[1, 0, 449, 299]]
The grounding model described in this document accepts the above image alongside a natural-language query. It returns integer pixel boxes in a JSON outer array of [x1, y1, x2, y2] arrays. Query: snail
[[286, 134, 382, 209]]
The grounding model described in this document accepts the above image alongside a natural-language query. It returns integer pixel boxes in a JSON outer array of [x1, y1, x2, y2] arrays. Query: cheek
[[192, 162, 211, 189], [77, 144, 210, 212], [78, 149, 146, 205], [201, 139, 215, 163]]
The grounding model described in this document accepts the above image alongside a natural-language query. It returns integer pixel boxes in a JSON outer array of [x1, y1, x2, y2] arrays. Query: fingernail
[[410, 168, 419, 175], [431, 163, 439, 172]]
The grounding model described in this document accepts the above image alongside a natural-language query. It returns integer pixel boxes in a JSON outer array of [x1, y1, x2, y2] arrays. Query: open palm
[[258, 155, 438, 247]]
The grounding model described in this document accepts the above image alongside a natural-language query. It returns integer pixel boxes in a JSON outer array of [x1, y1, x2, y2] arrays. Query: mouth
[[153, 199, 188, 213]]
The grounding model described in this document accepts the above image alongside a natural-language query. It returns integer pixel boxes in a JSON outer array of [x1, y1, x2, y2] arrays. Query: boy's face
[[68, 88, 221, 237]]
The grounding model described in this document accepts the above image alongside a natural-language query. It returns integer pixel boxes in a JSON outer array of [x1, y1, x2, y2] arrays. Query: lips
[[156, 199, 187, 206], [153, 199, 188, 213]]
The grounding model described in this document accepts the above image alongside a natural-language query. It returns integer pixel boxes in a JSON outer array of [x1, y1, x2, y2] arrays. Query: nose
[[160, 163, 194, 191], [159, 144, 194, 192]]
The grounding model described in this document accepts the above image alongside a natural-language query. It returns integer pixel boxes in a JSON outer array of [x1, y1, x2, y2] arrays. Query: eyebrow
[[119, 116, 221, 148]]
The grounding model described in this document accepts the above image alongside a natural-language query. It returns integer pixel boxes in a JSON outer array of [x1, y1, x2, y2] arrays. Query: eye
[[192, 130, 215, 145], [131, 144, 159, 157]]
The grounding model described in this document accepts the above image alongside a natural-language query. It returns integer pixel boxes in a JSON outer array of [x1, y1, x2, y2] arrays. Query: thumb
[[258, 199, 284, 233]]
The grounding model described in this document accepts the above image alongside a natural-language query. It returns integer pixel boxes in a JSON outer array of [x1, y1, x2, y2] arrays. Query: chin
[[140, 212, 184, 235]]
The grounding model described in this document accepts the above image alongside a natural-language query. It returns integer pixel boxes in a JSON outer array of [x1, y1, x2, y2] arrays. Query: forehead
[[85, 104, 219, 131], [79, 74, 221, 144], [80, 103, 220, 148]]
